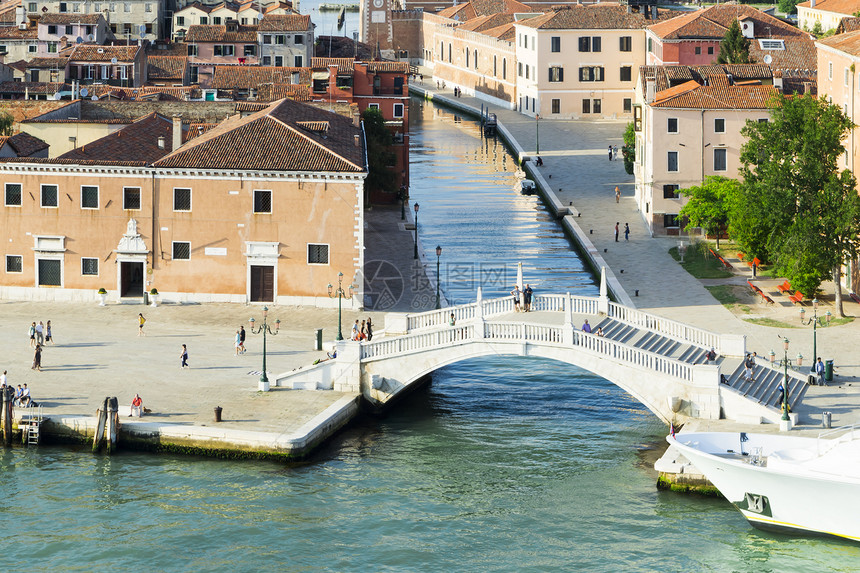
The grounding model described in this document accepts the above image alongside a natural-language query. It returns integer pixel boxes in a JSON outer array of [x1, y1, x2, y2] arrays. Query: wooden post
[[92, 396, 108, 453], [2, 385, 13, 447], [106, 397, 118, 454]]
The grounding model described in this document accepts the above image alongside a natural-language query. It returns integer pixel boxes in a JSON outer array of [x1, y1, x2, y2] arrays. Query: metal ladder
[[20, 405, 43, 446]]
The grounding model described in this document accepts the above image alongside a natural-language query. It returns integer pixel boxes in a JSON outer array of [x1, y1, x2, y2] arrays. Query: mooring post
[[106, 397, 118, 454], [2, 385, 13, 447], [92, 396, 108, 453]]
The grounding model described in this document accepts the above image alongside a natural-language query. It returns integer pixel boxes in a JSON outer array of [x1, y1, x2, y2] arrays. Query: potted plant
[[149, 287, 159, 307], [97, 287, 107, 306]]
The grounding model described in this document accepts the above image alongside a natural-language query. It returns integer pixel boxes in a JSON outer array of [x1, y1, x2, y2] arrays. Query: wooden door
[[250, 265, 274, 302]]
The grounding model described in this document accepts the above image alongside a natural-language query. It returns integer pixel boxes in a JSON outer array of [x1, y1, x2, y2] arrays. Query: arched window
[[502, 58, 507, 80], [474, 49, 478, 69], [448, 43, 452, 63], [466, 48, 470, 68]]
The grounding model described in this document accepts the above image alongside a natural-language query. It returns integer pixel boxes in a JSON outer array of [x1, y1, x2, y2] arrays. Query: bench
[[718, 256, 733, 270], [737, 252, 745, 261], [850, 292, 860, 305], [747, 280, 762, 295], [777, 280, 792, 294], [789, 291, 804, 305], [761, 294, 775, 305]]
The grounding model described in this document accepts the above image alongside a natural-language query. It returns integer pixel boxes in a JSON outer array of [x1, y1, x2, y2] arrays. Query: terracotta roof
[[797, 0, 860, 15], [818, 28, 860, 55], [481, 21, 516, 40], [83, 85, 201, 100], [750, 37, 816, 73], [186, 24, 258, 43], [0, 132, 48, 156], [652, 80, 777, 109], [312, 57, 354, 73], [153, 98, 365, 173], [69, 44, 139, 62], [0, 81, 65, 94], [257, 14, 310, 31], [0, 26, 37, 39], [648, 5, 807, 40], [263, 1, 294, 14], [185, 122, 217, 140], [39, 13, 102, 25], [836, 16, 860, 33], [457, 13, 515, 33], [175, 2, 218, 14], [437, 3, 473, 20], [518, 4, 684, 31], [210, 65, 309, 89], [26, 57, 68, 69], [147, 55, 188, 80], [639, 63, 773, 92], [256, 82, 310, 102], [59, 112, 178, 163]]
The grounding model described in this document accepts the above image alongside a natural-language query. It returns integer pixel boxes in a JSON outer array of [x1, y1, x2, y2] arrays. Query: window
[[81, 185, 99, 209], [758, 118, 768, 124], [525, 65, 529, 80], [263, 34, 272, 44], [28, 44, 37, 54], [619, 36, 632, 52], [582, 99, 591, 114], [212, 16, 221, 25], [41, 184, 58, 208], [274, 55, 283, 66], [592, 99, 601, 114], [275, 34, 285, 45], [846, 68, 850, 87], [6, 254, 22, 273], [548, 66, 563, 82], [294, 55, 302, 67], [48, 25, 57, 35], [307, 243, 329, 265], [145, 2, 152, 11], [172, 242, 191, 260], [518, 62, 523, 77], [38, 259, 61, 286], [620, 66, 632, 82], [648, 38, 652, 53], [5, 182, 21, 206], [494, 55, 497, 76], [667, 118, 678, 133], [244, 44, 256, 56], [714, 148, 727, 171], [667, 151, 678, 172], [663, 184, 680, 199], [551, 36, 560, 52], [707, 46, 714, 55], [214, 45, 235, 57], [109, 2, 115, 11], [199, 16, 207, 24], [368, 103, 379, 110], [474, 49, 478, 70], [465, 49, 469, 68], [393, 103, 404, 118], [579, 37, 590, 52], [28, 2, 36, 11], [294, 34, 304, 44], [176, 16, 184, 26], [552, 98, 560, 114], [714, 118, 725, 133], [173, 188, 191, 211], [579, 66, 604, 82], [81, 257, 98, 276], [124, 2, 130, 12], [664, 214, 680, 228], [262, 55, 271, 66], [187, 44, 197, 56], [123, 187, 141, 210], [592, 37, 601, 52], [502, 58, 506, 80], [695, 46, 701, 55], [623, 98, 632, 113], [254, 190, 272, 213], [758, 39, 785, 50]]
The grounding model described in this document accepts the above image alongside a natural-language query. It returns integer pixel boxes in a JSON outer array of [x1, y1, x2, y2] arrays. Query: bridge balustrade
[[607, 302, 719, 350]]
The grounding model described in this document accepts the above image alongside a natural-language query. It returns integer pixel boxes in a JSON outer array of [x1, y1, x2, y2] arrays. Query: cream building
[[798, 0, 860, 33], [29, 0, 164, 40]]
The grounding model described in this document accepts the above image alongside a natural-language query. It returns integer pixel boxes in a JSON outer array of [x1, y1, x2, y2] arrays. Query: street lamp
[[435, 245, 442, 309], [800, 298, 829, 374], [413, 202, 420, 260], [327, 272, 355, 341], [249, 306, 280, 391], [770, 336, 794, 424], [535, 113, 540, 155]]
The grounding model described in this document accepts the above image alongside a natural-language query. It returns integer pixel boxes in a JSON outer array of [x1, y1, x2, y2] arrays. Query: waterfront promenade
[[410, 79, 860, 430]]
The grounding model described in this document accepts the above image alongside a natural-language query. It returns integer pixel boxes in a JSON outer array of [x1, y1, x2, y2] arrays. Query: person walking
[[615, 222, 619, 242], [28, 322, 36, 347], [0, 370, 6, 387], [239, 326, 246, 353], [511, 285, 521, 312], [366, 318, 373, 342], [35, 321, 44, 346], [608, 146, 613, 161], [351, 320, 360, 341], [624, 223, 630, 241], [138, 313, 146, 336], [360, 320, 367, 341], [582, 320, 592, 333], [45, 320, 53, 344], [615, 186, 620, 203], [32, 344, 42, 371], [816, 357, 825, 386], [613, 145, 619, 160], [180, 344, 189, 369], [448, 313, 456, 326], [523, 284, 533, 312], [235, 329, 242, 356]]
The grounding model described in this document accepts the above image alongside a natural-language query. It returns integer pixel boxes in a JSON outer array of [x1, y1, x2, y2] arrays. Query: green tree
[[0, 110, 13, 136], [361, 107, 397, 197], [679, 176, 738, 249], [738, 94, 860, 315], [717, 20, 751, 64], [622, 122, 635, 175], [778, 0, 800, 15]]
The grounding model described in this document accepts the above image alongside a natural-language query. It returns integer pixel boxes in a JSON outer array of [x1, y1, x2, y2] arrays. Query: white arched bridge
[[276, 274, 810, 425]]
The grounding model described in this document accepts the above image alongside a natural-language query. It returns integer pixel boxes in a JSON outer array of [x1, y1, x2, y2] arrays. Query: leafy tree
[[738, 94, 860, 315], [679, 176, 738, 249], [717, 20, 751, 64], [361, 107, 397, 196], [0, 110, 13, 136], [778, 0, 800, 15], [622, 122, 635, 175]]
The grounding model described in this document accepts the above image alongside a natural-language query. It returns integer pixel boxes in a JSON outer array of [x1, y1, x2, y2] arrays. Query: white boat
[[668, 426, 860, 542]]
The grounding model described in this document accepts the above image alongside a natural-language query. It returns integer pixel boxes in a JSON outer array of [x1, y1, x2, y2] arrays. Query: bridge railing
[[361, 324, 476, 360], [607, 302, 719, 350]]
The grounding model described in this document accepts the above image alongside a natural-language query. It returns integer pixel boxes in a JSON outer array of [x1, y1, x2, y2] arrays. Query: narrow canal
[[1, 99, 855, 571]]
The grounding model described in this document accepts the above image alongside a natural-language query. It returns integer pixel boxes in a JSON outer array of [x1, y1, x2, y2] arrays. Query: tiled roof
[[367, 61, 409, 73], [210, 65, 309, 89], [186, 24, 258, 42], [175, 2, 218, 14], [263, 2, 294, 14], [481, 21, 516, 40], [59, 112, 178, 163], [457, 13, 515, 33], [0, 132, 48, 156], [639, 64, 773, 91], [837, 16, 860, 33], [797, 0, 860, 15], [750, 37, 816, 73], [147, 55, 188, 80], [818, 28, 860, 55], [26, 57, 68, 69], [256, 82, 310, 102], [83, 85, 201, 100], [648, 5, 807, 40], [0, 26, 37, 39], [518, 5, 685, 31], [185, 122, 217, 140], [437, 3, 473, 20], [258, 14, 310, 31], [69, 44, 139, 62], [471, 0, 531, 18], [651, 79, 777, 109], [0, 81, 65, 94], [39, 13, 102, 25], [312, 57, 354, 73], [154, 98, 365, 173]]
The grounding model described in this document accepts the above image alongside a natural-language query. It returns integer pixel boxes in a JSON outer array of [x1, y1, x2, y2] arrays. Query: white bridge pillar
[[473, 286, 485, 339], [598, 266, 609, 315], [563, 292, 574, 345]]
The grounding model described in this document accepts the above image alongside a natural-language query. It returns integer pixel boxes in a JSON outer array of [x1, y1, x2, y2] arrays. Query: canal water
[[3, 99, 857, 571]]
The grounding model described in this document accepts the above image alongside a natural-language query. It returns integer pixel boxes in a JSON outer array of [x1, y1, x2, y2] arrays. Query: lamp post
[[800, 298, 830, 373], [413, 202, 420, 260], [249, 306, 280, 391], [435, 245, 442, 309], [327, 272, 354, 341], [535, 113, 540, 155]]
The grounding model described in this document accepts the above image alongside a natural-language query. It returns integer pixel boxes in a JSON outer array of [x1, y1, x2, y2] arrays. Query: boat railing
[[816, 423, 860, 456]]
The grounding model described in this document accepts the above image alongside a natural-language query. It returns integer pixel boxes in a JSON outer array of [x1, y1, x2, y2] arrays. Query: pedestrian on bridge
[[582, 320, 592, 333], [523, 284, 533, 312], [511, 286, 521, 312]]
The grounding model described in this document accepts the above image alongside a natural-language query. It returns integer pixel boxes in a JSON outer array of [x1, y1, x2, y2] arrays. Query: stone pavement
[[411, 76, 860, 429], [0, 206, 434, 438]]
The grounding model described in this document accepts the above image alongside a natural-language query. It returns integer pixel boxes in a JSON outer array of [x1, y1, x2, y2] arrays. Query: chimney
[[739, 18, 754, 39], [157, 135, 165, 149], [645, 78, 656, 104], [354, 134, 360, 147], [16, 5, 24, 29], [172, 115, 182, 151], [811, 0, 816, 7]]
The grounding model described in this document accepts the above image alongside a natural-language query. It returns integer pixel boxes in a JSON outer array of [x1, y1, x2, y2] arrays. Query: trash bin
[[143, 291, 149, 306], [314, 328, 323, 351], [822, 411, 832, 429], [214, 406, 223, 423], [825, 359, 834, 382]]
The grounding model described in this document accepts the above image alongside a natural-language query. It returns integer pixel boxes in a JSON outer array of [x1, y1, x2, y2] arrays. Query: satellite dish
[[80, 88, 89, 97], [87, 34, 95, 41], [139, 24, 146, 33], [111, 57, 117, 64], [257, 13, 264, 20], [76, 36, 83, 44], [53, 93, 62, 100], [763, 54, 773, 65], [91, 95, 98, 100]]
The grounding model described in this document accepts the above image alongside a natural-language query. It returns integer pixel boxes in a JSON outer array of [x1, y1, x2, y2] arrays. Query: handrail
[[817, 423, 860, 456], [607, 302, 720, 350]]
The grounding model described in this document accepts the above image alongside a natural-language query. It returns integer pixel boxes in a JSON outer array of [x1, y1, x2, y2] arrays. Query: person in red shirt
[[130, 394, 143, 417]]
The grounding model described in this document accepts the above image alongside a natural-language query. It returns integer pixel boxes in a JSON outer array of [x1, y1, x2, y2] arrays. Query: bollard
[[2, 385, 13, 447], [143, 291, 149, 306], [822, 411, 832, 429], [214, 406, 223, 423], [314, 328, 323, 351]]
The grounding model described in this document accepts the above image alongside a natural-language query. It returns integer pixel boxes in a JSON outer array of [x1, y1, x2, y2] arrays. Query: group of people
[[1, 373, 35, 408], [234, 326, 247, 356], [28, 321, 53, 347], [351, 318, 373, 342], [743, 352, 758, 382], [580, 320, 604, 337], [614, 222, 630, 242], [510, 284, 534, 312], [608, 145, 619, 161]]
